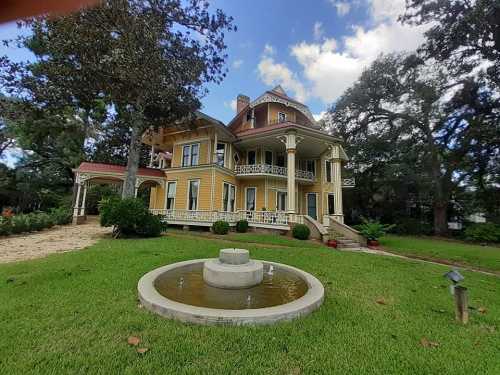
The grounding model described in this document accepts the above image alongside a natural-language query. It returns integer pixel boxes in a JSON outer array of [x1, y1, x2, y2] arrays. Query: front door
[[307, 193, 317, 220]]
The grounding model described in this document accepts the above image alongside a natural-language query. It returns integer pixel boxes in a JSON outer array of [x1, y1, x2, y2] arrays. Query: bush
[[212, 220, 229, 235], [292, 224, 310, 240], [464, 223, 500, 243], [355, 218, 395, 241], [391, 218, 433, 236], [99, 197, 166, 238], [0, 217, 12, 236], [11, 215, 30, 234], [49, 206, 73, 225], [235, 220, 249, 233]]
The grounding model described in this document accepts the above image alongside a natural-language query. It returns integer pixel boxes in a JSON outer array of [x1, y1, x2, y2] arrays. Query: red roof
[[76, 162, 165, 178]]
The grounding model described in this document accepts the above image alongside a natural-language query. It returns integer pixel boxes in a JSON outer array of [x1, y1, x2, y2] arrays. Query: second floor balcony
[[235, 164, 315, 182]]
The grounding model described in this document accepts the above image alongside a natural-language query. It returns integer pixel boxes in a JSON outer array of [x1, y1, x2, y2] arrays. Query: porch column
[[79, 182, 88, 216], [286, 131, 297, 214], [73, 182, 82, 218], [149, 145, 155, 167], [332, 158, 344, 223]]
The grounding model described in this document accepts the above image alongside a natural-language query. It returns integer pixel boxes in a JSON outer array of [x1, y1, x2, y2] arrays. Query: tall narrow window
[[276, 154, 285, 167], [328, 194, 335, 215], [278, 112, 287, 123], [188, 180, 199, 210], [223, 182, 236, 212], [166, 181, 176, 210], [246, 187, 256, 211], [216, 143, 226, 167], [305, 160, 316, 176], [247, 150, 256, 165], [265, 150, 273, 165], [325, 160, 332, 182], [182, 143, 200, 167], [277, 191, 287, 211]]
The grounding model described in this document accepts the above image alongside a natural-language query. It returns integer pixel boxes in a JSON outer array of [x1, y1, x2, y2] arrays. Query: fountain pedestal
[[203, 248, 263, 289]]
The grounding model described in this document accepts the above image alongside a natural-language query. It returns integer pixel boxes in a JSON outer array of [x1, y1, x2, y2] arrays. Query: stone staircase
[[334, 236, 362, 249]]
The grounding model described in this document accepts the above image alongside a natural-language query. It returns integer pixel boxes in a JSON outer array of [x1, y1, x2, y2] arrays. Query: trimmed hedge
[[212, 220, 230, 235], [292, 224, 310, 240], [0, 208, 72, 237], [99, 197, 167, 238], [235, 220, 249, 233]]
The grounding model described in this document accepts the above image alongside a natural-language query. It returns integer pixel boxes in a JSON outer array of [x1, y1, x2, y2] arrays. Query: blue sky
[[0, 0, 427, 127]]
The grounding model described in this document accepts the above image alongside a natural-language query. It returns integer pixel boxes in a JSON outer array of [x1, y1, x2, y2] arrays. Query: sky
[[0, 0, 429, 166]]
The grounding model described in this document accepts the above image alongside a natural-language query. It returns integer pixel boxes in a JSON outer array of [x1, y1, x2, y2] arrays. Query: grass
[[380, 235, 500, 273], [1, 234, 499, 374]]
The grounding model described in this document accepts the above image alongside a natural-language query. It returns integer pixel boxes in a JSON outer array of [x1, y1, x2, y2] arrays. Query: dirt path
[[0, 217, 110, 264]]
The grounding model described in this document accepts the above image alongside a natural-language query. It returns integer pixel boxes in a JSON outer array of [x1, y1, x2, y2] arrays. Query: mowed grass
[[380, 235, 500, 273], [1, 235, 499, 374]]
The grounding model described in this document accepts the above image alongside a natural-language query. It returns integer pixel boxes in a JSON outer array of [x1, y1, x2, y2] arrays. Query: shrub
[[50, 206, 73, 225], [292, 224, 310, 240], [235, 219, 249, 233], [355, 218, 395, 241], [464, 223, 500, 243], [212, 220, 229, 235], [11, 215, 30, 234], [99, 197, 166, 238], [392, 218, 433, 236], [0, 217, 12, 236]]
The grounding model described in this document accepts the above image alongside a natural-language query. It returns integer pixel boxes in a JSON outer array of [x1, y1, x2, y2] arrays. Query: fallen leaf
[[420, 337, 439, 348], [478, 307, 487, 314], [136, 347, 149, 354], [127, 336, 140, 346], [375, 298, 387, 305]]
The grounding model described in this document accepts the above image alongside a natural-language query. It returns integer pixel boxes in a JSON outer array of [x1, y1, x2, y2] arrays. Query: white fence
[[150, 209, 303, 228], [235, 164, 314, 181]]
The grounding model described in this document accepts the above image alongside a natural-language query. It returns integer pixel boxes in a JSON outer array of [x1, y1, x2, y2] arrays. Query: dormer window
[[278, 112, 287, 123]]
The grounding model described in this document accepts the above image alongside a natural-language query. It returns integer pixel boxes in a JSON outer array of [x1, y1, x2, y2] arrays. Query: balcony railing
[[342, 178, 355, 188], [149, 209, 302, 228], [235, 164, 314, 181]]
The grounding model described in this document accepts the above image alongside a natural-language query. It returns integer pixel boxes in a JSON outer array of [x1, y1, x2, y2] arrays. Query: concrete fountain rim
[[137, 259, 325, 326]]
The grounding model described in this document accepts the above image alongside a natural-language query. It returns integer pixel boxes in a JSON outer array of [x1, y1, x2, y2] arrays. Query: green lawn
[[380, 235, 500, 274], [1, 234, 500, 374]]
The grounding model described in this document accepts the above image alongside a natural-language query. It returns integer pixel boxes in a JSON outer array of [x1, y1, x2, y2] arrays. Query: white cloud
[[224, 99, 237, 111], [263, 44, 275, 55], [313, 21, 324, 40], [329, 1, 351, 16], [313, 111, 327, 121], [369, 0, 406, 22], [232, 59, 243, 69]]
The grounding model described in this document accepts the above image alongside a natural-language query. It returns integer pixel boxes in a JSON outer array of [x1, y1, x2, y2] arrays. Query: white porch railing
[[235, 164, 314, 181], [150, 209, 304, 228], [342, 178, 355, 187]]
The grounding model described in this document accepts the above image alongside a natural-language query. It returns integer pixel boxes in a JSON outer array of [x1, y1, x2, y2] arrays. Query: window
[[246, 110, 252, 122], [325, 160, 332, 182], [233, 152, 240, 164], [247, 150, 256, 165], [278, 112, 287, 123], [246, 187, 256, 211], [182, 143, 200, 167], [265, 150, 273, 166], [166, 181, 176, 210], [187, 180, 199, 210], [216, 143, 226, 167], [276, 154, 285, 167], [305, 160, 316, 176], [277, 191, 287, 211], [223, 182, 236, 212], [328, 194, 335, 215]]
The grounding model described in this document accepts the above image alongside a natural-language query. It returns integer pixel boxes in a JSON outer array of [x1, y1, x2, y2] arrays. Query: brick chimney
[[236, 94, 250, 114]]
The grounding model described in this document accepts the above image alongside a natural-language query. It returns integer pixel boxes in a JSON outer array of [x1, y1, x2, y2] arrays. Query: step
[[337, 242, 362, 248]]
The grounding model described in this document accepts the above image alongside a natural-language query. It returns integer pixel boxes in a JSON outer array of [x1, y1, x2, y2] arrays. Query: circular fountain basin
[[203, 249, 263, 289], [137, 259, 324, 326]]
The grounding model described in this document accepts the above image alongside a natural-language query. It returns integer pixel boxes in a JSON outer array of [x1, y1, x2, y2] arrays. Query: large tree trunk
[[433, 201, 448, 236], [122, 123, 142, 198]]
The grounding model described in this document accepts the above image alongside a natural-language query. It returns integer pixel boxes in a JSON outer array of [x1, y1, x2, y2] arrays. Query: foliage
[[0, 209, 68, 235], [212, 220, 229, 235], [98, 197, 166, 238], [292, 224, 310, 240], [0, 217, 12, 236], [355, 218, 395, 241], [49, 206, 73, 225], [391, 218, 433, 236], [85, 185, 120, 215], [464, 223, 500, 243], [235, 219, 249, 233]]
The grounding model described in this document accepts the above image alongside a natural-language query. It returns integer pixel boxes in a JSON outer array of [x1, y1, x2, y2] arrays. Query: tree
[[1, 0, 235, 197], [328, 53, 500, 235], [401, 0, 500, 88]]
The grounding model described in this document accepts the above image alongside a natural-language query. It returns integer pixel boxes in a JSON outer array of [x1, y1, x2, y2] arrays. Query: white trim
[[325, 159, 332, 183], [181, 143, 201, 167], [276, 190, 287, 212], [174, 137, 209, 146], [306, 192, 318, 220], [186, 179, 201, 211], [245, 186, 257, 211], [264, 149, 274, 165], [327, 192, 335, 216], [221, 181, 237, 212], [278, 111, 287, 122], [165, 181, 177, 210], [215, 142, 228, 168], [246, 149, 257, 165]]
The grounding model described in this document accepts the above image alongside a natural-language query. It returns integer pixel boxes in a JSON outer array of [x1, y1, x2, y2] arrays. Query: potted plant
[[355, 218, 395, 248], [327, 238, 337, 248]]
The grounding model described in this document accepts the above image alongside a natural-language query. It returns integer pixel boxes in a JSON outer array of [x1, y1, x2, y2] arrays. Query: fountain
[[138, 249, 324, 325]]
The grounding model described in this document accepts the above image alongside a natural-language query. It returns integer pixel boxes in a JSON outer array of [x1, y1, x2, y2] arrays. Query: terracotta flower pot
[[327, 239, 337, 248], [367, 239, 379, 247]]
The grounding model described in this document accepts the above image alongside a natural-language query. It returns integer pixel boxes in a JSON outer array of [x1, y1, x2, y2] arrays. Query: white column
[[80, 183, 88, 216], [73, 183, 82, 218], [286, 131, 296, 214], [149, 145, 155, 167], [213, 132, 218, 163], [332, 159, 344, 223]]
